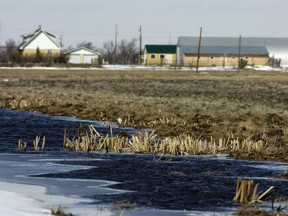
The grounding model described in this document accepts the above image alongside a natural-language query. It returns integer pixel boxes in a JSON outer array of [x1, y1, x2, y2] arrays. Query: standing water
[[0, 108, 288, 215]]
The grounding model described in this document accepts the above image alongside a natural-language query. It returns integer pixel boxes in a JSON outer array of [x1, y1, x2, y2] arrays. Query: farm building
[[18, 26, 62, 57], [177, 37, 288, 67], [183, 46, 269, 67], [144, 45, 177, 65], [65, 47, 101, 65]]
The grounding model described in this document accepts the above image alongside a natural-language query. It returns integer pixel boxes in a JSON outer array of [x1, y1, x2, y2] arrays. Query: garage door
[[83, 55, 95, 64], [69, 55, 81, 64]]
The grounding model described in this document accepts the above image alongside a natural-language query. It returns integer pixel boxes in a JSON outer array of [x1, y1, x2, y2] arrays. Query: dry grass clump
[[233, 179, 275, 204], [17, 139, 27, 152], [51, 208, 73, 216], [17, 135, 46, 152], [233, 179, 288, 216], [112, 200, 134, 209], [63, 124, 268, 155], [63, 124, 130, 153], [33, 135, 46, 151]]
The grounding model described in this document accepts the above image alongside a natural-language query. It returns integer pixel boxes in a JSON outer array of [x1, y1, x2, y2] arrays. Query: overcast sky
[[1, 0, 288, 49]]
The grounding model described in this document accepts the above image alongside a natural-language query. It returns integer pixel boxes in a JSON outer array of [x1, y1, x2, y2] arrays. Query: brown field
[[1, 69, 288, 161]]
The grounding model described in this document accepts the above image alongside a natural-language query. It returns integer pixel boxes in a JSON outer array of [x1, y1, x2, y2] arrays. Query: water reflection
[[0, 108, 135, 152], [0, 108, 288, 213]]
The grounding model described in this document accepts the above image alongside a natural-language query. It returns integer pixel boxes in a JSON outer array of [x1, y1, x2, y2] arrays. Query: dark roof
[[18, 27, 61, 50], [22, 26, 56, 39], [178, 36, 288, 47], [184, 46, 269, 55], [145, 45, 177, 53], [177, 36, 288, 66]]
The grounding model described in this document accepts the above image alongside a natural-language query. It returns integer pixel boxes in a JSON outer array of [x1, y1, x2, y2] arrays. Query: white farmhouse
[[18, 26, 62, 57]]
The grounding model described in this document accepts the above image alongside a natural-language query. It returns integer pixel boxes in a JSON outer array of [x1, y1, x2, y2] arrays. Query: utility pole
[[196, 27, 202, 73], [60, 34, 63, 48], [0, 20, 2, 46], [238, 35, 242, 73], [139, 25, 142, 64], [114, 24, 118, 66]]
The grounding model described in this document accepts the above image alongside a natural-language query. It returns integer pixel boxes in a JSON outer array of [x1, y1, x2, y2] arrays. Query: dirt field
[[1, 68, 288, 161]]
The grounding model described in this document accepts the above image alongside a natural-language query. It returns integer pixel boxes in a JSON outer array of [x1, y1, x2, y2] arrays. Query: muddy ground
[[1, 69, 288, 162]]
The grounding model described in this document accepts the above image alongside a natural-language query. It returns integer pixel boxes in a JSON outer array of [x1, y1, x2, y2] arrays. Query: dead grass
[[17, 135, 46, 152], [63, 124, 269, 156], [51, 208, 73, 216], [112, 200, 134, 209], [1, 69, 288, 160], [233, 179, 288, 216]]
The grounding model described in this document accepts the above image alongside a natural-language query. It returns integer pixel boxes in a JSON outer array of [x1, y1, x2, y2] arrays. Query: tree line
[[0, 38, 140, 65]]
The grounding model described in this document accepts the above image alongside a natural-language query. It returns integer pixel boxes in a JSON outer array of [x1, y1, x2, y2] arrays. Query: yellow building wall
[[145, 53, 177, 65], [80, 54, 84, 64], [184, 55, 269, 67], [22, 49, 61, 57]]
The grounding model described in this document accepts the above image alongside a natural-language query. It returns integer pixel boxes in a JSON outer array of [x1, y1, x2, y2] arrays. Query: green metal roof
[[145, 45, 177, 53]]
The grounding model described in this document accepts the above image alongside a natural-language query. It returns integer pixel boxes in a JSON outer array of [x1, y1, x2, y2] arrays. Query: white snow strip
[[0, 64, 287, 72], [0, 183, 50, 216], [0, 181, 113, 216]]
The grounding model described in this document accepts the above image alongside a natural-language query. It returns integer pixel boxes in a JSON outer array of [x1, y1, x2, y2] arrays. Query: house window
[[210, 56, 214, 59], [151, 54, 156, 59], [47, 50, 52, 55], [246, 57, 249, 59], [160, 54, 165, 59]]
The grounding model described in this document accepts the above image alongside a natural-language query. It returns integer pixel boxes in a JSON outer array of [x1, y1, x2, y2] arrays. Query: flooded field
[[1, 109, 288, 215], [1, 69, 288, 161]]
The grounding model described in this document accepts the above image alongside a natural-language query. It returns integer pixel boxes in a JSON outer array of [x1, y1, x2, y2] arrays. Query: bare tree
[[5, 39, 20, 63], [118, 39, 138, 64], [101, 38, 138, 64], [77, 41, 96, 50], [101, 40, 116, 64], [5, 39, 16, 55]]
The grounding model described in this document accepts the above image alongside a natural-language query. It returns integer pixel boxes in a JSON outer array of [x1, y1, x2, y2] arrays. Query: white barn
[[177, 37, 288, 67], [65, 47, 101, 64]]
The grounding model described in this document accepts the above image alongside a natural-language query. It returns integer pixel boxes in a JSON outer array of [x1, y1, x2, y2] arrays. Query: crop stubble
[[1, 69, 288, 161]]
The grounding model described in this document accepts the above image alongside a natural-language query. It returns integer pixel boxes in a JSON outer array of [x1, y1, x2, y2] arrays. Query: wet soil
[[1, 69, 288, 161]]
